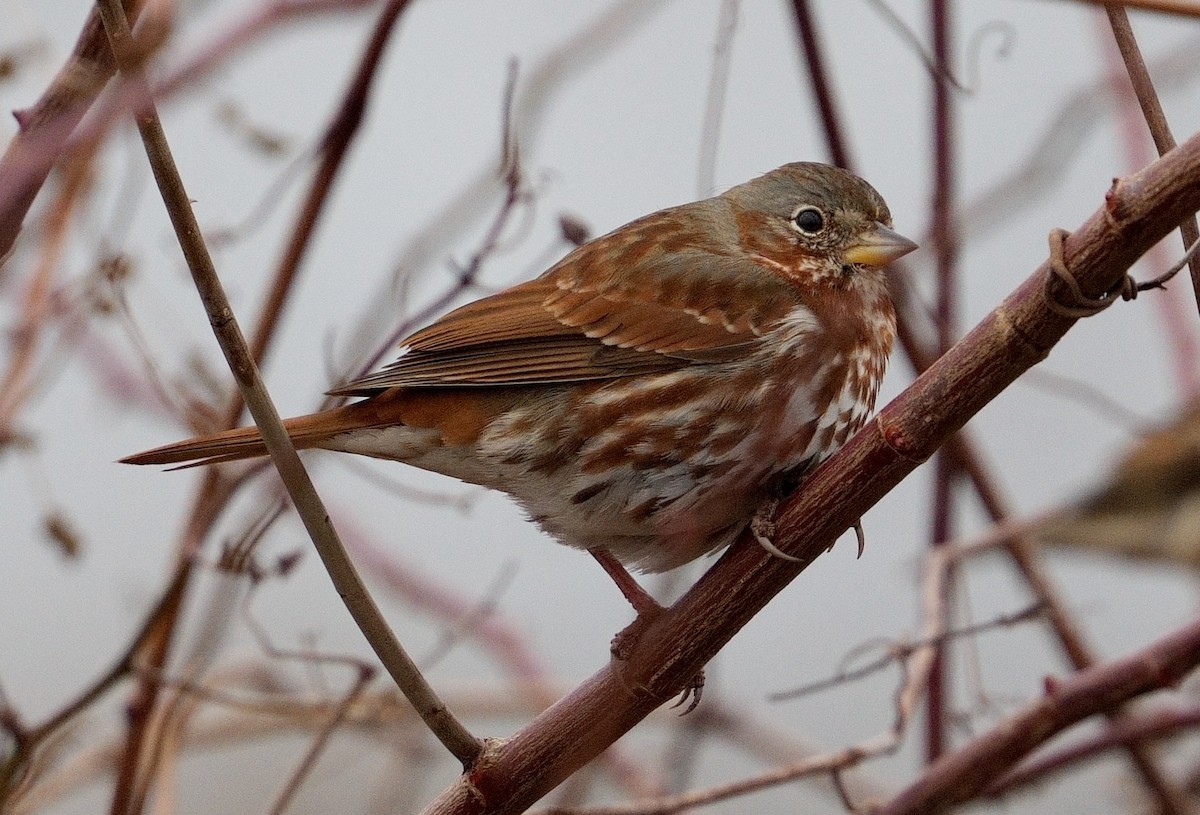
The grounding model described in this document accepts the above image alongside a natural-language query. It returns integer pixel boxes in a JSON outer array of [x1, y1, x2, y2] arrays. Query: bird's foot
[[749, 498, 801, 562], [605, 584, 705, 715], [671, 671, 705, 715]]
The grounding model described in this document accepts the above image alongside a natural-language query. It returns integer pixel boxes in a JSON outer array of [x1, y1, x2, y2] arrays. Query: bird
[[1037, 398, 1200, 567], [123, 162, 915, 612]]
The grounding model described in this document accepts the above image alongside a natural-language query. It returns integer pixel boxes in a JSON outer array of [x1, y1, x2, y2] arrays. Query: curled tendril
[[865, 0, 1017, 95]]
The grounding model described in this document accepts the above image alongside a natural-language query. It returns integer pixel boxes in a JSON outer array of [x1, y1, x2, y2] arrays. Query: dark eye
[[791, 206, 825, 235]]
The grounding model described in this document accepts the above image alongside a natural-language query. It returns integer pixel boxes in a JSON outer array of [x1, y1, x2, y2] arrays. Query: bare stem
[[1105, 6, 1200, 314], [94, 0, 481, 792]]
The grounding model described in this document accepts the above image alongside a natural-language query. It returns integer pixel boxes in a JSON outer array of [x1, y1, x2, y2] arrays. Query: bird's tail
[[120, 404, 377, 468]]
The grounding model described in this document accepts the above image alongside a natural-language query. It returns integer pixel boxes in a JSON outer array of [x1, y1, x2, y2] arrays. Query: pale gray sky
[[2, 1, 1199, 812]]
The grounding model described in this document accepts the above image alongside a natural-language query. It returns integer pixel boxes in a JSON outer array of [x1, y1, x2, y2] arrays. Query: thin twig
[[769, 605, 1043, 702], [223, 0, 418, 429], [269, 664, 375, 815], [925, 0, 958, 765], [94, 0, 481, 786], [788, 0, 850, 168], [1105, 5, 1200, 313]]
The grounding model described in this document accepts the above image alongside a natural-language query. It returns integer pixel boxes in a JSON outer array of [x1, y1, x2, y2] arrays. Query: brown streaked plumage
[[124, 162, 916, 578]]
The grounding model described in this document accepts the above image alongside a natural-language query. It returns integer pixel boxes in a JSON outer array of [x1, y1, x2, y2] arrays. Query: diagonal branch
[[93, 0, 481, 797], [790, 3, 1187, 802], [416, 124, 1200, 815], [877, 616, 1200, 815], [0, 7, 120, 261], [1104, 7, 1200, 312]]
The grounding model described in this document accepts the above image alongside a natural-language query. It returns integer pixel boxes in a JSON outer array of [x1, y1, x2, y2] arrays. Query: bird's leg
[[591, 548, 704, 714], [591, 548, 663, 618], [591, 548, 661, 666]]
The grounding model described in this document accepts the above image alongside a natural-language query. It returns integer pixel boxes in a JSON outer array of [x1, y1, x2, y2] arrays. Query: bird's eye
[[790, 206, 825, 235]]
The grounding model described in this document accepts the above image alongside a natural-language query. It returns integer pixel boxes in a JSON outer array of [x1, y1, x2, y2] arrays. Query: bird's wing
[[332, 217, 800, 393]]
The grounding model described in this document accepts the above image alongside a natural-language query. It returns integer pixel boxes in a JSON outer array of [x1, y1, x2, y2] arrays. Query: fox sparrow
[[124, 162, 915, 602]]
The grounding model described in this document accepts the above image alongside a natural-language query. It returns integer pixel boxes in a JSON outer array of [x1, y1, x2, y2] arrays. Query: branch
[[1104, 7, 1200, 312], [93, 0, 481, 786], [1070, 0, 1200, 18], [986, 703, 1200, 798], [877, 617, 1200, 814], [0, 8, 119, 261], [416, 124, 1200, 815]]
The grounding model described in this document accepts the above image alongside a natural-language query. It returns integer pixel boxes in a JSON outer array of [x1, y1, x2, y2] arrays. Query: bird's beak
[[842, 223, 918, 268]]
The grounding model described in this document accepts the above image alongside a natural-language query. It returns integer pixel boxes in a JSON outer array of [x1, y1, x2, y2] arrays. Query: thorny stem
[[94, 5, 481, 809]]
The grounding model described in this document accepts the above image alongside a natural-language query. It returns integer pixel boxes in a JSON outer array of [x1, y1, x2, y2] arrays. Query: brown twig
[[269, 663, 375, 815], [94, 2, 481, 800], [925, 0, 958, 765], [788, 0, 850, 168], [1104, 6, 1200, 311], [223, 0, 417, 429], [986, 703, 1200, 797], [230, 590, 383, 815], [769, 605, 1043, 702], [876, 617, 1200, 815]]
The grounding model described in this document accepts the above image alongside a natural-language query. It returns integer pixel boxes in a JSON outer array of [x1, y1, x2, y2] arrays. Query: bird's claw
[[750, 499, 801, 562], [611, 608, 706, 714], [671, 671, 705, 715]]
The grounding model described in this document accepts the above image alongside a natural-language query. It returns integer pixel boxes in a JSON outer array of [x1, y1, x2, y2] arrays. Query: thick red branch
[[417, 130, 1200, 815]]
